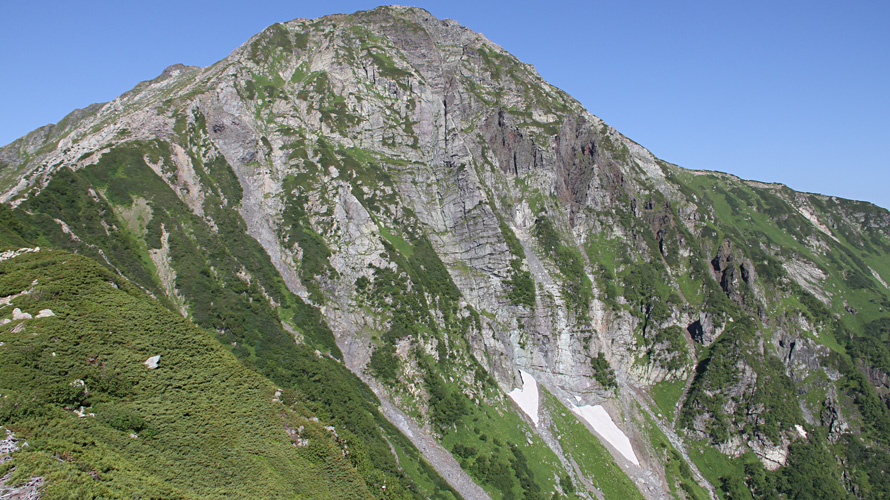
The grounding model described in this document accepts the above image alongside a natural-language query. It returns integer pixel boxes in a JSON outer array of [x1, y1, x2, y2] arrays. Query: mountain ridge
[[1, 5, 889, 499]]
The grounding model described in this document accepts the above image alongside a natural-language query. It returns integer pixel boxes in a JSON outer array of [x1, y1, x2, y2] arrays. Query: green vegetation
[[681, 318, 802, 443], [689, 434, 853, 500], [648, 325, 690, 372], [499, 219, 535, 307], [831, 350, 890, 444], [685, 442, 744, 499], [584, 234, 620, 308], [248, 22, 294, 63], [590, 352, 617, 389], [621, 261, 671, 327], [368, 339, 399, 382], [0, 250, 372, 498], [769, 438, 850, 499], [837, 434, 890, 498], [639, 411, 709, 500], [421, 355, 471, 432], [442, 397, 564, 500], [0, 204, 32, 249], [532, 217, 591, 317], [379, 226, 414, 257], [369, 51, 412, 80], [651, 378, 687, 418], [6, 139, 458, 499], [542, 391, 643, 500]]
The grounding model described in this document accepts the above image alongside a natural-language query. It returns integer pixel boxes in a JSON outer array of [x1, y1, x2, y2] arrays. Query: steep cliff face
[[2, 6, 890, 499]]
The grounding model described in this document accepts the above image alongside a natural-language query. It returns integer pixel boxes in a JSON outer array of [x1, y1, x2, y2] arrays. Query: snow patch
[[795, 424, 807, 439], [144, 355, 161, 369], [507, 370, 540, 426], [572, 405, 640, 466]]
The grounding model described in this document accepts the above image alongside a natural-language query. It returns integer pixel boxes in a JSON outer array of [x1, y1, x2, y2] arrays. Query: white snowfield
[[507, 370, 540, 426], [507, 371, 639, 466], [572, 404, 640, 466]]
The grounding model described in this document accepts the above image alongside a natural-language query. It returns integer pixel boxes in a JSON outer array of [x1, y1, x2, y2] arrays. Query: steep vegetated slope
[[0, 246, 380, 498], [1, 6, 890, 499]]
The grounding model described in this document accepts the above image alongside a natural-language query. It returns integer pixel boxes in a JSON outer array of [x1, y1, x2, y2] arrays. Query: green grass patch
[[379, 225, 414, 258], [440, 397, 563, 500], [638, 411, 710, 500], [542, 391, 643, 500], [651, 378, 687, 418], [686, 441, 747, 500], [0, 250, 372, 498]]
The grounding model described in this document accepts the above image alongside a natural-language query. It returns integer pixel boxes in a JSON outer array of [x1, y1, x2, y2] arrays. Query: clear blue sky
[[2, 1, 888, 209]]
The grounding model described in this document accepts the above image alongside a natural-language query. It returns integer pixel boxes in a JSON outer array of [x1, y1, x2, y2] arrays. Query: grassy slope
[[636, 409, 710, 500], [4, 12, 890, 497], [440, 397, 564, 500], [541, 391, 644, 500], [0, 249, 372, 499], [8, 140, 459, 499], [663, 168, 890, 498]]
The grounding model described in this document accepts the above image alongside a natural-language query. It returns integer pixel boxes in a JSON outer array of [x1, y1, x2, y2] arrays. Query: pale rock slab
[[11, 309, 31, 321], [144, 355, 161, 369]]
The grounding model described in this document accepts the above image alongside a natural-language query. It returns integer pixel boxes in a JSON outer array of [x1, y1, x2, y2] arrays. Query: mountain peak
[[0, 7, 888, 499]]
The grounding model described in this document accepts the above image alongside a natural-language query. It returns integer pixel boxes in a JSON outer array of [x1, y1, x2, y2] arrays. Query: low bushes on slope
[[0, 250, 371, 498]]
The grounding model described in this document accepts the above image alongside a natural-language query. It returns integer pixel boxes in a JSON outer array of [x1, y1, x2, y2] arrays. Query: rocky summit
[[1, 5, 889, 499]]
